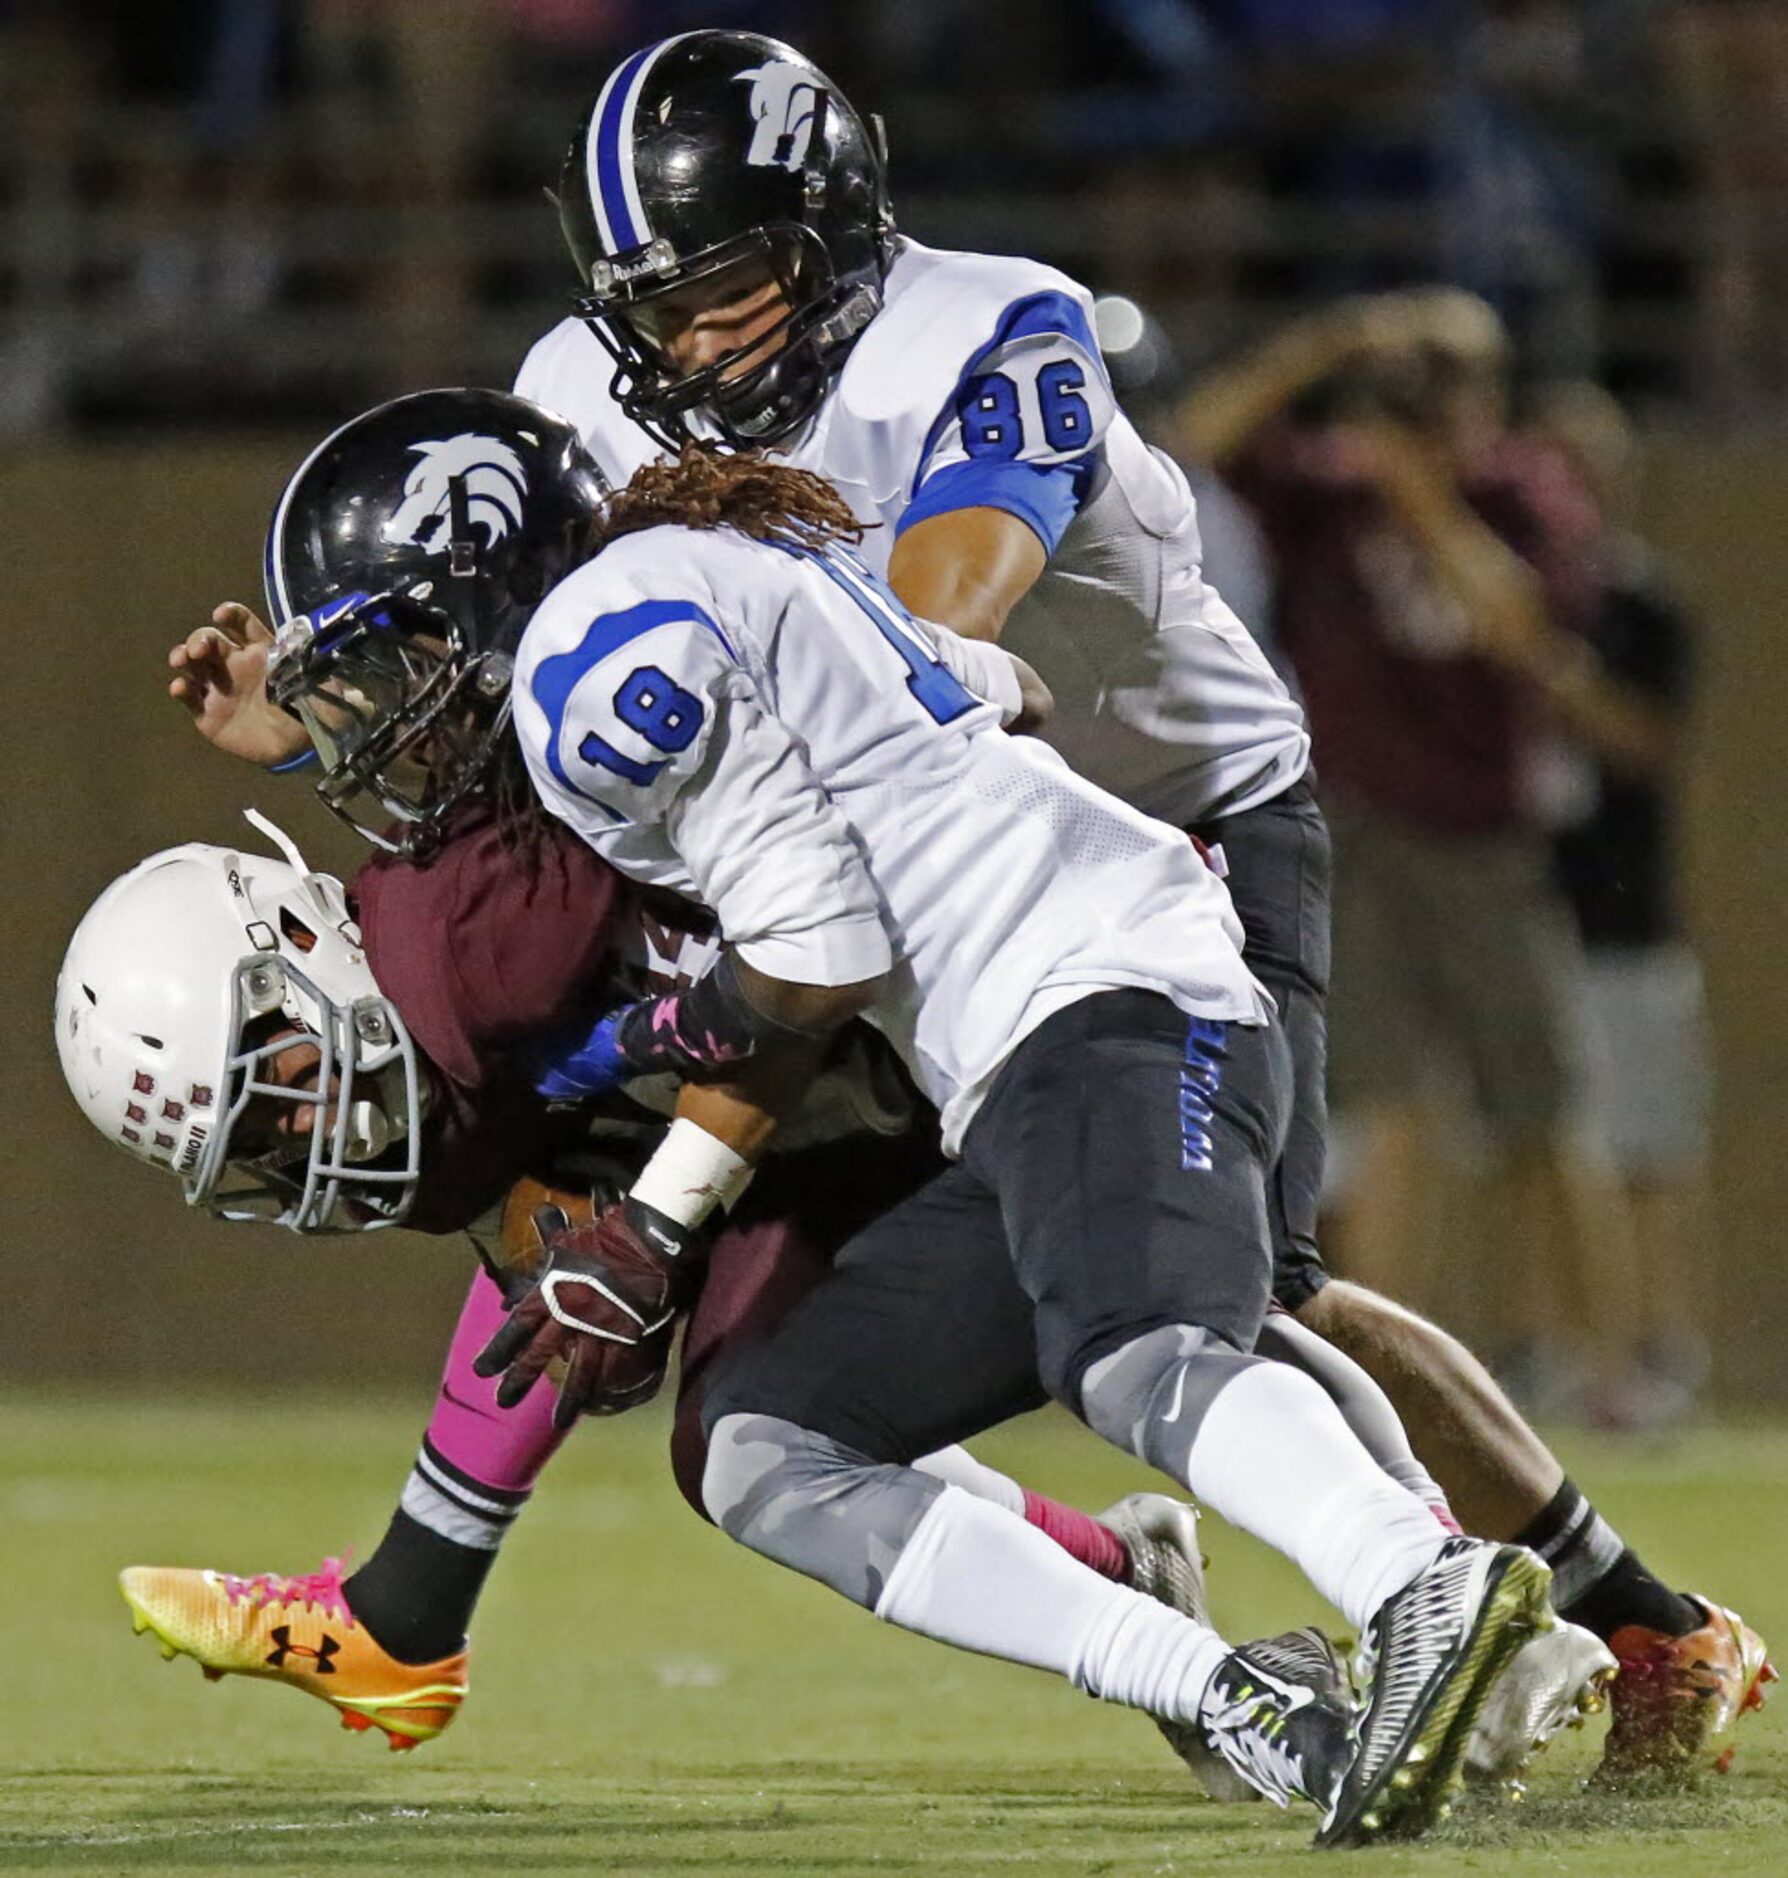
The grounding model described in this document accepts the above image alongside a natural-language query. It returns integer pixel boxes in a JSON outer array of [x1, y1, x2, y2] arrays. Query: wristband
[[630, 1118, 754, 1231], [270, 746, 319, 774]]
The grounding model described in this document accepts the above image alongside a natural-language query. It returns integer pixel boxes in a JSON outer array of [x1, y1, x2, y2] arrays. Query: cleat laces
[[220, 1555, 357, 1628]]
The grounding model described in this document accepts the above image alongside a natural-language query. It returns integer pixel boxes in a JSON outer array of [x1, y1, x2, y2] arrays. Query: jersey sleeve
[[898, 289, 1117, 556], [927, 624, 1025, 722], [520, 590, 892, 988]]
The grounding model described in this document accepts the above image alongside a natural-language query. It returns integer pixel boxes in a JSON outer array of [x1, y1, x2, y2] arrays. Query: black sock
[[344, 1510, 496, 1664], [342, 1441, 528, 1663], [1514, 1478, 1701, 1643]]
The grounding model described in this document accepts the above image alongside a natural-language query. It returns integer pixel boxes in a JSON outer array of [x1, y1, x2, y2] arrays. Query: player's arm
[[1358, 426, 1673, 774], [1173, 290, 1485, 468], [884, 288, 1114, 648], [886, 504, 1046, 645], [168, 603, 313, 767]]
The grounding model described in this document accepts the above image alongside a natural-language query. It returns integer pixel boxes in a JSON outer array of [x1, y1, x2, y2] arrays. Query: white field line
[[4, 1807, 527, 1849]]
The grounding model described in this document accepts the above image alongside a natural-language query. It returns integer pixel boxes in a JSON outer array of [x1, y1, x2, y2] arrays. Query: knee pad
[[1078, 1324, 1261, 1478], [701, 1412, 943, 1609]]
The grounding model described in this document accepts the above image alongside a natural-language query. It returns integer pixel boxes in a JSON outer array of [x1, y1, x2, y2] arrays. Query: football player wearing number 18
[[410, 416, 1557, 1847], [520, 28, 1767, 1783]]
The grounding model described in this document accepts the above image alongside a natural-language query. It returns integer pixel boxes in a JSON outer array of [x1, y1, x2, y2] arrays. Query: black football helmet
[[558, 31, 895, 450], [263, 388, 607, 854]]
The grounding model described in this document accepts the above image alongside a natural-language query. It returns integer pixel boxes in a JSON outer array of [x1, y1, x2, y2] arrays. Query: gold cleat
[[120, 1558, 467, 1750]]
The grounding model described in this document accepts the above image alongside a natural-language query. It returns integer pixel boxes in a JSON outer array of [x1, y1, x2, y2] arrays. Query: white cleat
[[1465, 1619, 1618, 1794]]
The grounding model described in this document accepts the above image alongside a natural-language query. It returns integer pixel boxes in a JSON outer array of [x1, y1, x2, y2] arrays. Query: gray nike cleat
[[1318, 1538, 1554, 1848], [1099, 1493, 1210, 1623]]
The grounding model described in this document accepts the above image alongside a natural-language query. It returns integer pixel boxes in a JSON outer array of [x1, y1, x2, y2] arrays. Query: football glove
[[472, 1196, 703, 1426]]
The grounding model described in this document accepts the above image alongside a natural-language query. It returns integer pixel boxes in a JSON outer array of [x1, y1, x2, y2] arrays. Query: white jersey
[[511, 526, 1269, 1154], [514, 238, 1309, 828]]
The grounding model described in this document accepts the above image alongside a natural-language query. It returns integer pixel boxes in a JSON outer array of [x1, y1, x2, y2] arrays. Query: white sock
[[1382, 1457, 1462, 1533], [875, 1486, 1229, 1722], [1186, 1364, 1449, 1629], [911, 1445, 1026, 1516]]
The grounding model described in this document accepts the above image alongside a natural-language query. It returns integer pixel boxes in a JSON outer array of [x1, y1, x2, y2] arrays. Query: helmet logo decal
[[735, 62, 823, 172], [383, 436, 529, 557]]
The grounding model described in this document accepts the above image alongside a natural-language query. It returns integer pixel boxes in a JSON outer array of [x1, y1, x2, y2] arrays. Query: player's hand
[[472, 1197, 704, 1426], [487, 1170, 626, 1300], [168, 603, 311, 766], [532, 1008, 631, 1101]]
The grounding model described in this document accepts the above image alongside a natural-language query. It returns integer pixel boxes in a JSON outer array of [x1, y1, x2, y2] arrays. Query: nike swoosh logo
[[1162, 1365, 1189, 1425], [439, 1380, 503, 1424]]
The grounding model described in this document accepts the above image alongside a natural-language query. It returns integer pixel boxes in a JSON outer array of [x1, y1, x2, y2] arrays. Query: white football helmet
[[55, 812, 420, 1232]]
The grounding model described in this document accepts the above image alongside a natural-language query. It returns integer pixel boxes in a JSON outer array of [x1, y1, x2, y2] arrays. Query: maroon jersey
[[350, 809, 680, 1232], [349, 803, 937, 1270], [1232, 427, 1600, 834], [354, 809, 628, 1091]]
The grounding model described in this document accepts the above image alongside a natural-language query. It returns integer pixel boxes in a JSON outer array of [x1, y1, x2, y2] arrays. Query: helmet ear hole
[[279, 908, 320, 954]]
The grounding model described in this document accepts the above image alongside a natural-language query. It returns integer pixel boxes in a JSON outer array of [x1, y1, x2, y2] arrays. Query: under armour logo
[[383, 435, 529, 558], [735, 62, 823, 172], [265, 1624, 341, 1674]]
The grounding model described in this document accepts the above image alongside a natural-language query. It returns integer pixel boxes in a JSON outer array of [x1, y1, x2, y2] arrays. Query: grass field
[[2, 1392, 1785, 1876]]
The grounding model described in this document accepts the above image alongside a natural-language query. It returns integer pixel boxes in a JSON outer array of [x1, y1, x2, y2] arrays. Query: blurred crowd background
[[4, 0, 1785, 1421], [6, 0, 1788, 431]]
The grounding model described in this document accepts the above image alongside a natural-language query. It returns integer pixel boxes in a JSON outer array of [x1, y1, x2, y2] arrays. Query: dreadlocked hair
[[591, 444, 866, 555], [487, 726, 568, 879]]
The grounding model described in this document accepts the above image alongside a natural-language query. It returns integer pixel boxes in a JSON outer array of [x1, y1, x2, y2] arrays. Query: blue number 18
[[578, 662, 705, 785]]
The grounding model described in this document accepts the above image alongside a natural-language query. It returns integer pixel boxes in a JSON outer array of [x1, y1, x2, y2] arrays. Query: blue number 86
[[960, 361, 1094, 460]]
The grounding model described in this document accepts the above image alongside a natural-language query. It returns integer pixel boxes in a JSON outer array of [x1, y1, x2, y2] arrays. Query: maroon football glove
[[472, 1196, 704, 1427]]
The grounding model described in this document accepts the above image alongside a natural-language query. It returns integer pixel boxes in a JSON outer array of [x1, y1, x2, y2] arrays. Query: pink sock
[[424, 1269, 569, 1493], [1022, 1489, 1131, 1583]]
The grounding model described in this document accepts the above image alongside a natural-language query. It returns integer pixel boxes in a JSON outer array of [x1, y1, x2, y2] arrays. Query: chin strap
[[447, 472, 479, 578]]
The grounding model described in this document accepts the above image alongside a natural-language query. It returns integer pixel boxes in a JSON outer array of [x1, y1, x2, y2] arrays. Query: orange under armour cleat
[[119, 1557, 467, 1750], [1598, 1596, 1776, 1783]]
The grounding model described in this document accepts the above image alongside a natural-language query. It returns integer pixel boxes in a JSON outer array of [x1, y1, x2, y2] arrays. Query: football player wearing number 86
[[533, 31, 1767, 1787], [271, 388, 1554, 1848]]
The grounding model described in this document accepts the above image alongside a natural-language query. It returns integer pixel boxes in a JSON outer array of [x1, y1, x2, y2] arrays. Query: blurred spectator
[[1, 1, 291, 431], [1530, 380, 1715, 1422], [1179, 289, 1656, 1410], [1197, 0, 1606, 373], [1, 1, 1784, 434], [1657, 1, 1788, 418], [300, 0, 498, 383]]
